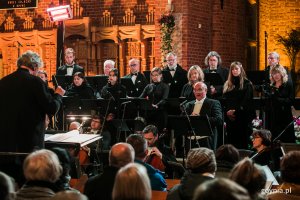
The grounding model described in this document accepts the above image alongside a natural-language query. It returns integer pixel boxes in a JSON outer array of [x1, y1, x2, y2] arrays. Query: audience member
[[0, 172, 16, 200], [112, 163, 151, 200], [84, 143, 135, 200], [215, 144, 240, 178], [16, 149, 62, 200], [52, 190, 88, 200], [126, 134, 167, 191], [167, 147, 216, 200], [267, 151, 300, 200], [193, 178, 251, 200], [229, 158, 266, 200]]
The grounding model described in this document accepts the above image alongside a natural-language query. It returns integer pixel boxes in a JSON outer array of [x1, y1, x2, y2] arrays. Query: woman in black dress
[[269, 65, 295, 143], [139, 67, 169, 132], [223, 61, 255, 149], [66, 72, 95, 99], [180, 65, 205, 100]]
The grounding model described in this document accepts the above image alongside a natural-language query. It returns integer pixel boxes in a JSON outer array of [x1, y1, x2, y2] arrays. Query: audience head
[[17, 50, 43, 75], [193, 81, 207, 101], [187, 65, 204, 85], [103, 60, 115, 76], [166, 52, 177, 68], [73, 72, 87, 87], [270, 64, 288, 84], [142, 125, 159, 147], [52, 191, 88, 200], [204, 51, 222, 69], [126, 134, 148, 160], [251, 129, 272, 150], [108, 68, 119, 85], [112, 163, 151, 200], [23, 149, 62, 183], [193, 178, 251, 200], [229, 158, 266, 198], [64, 48, 75, 65], [150, 67, 162, 83], [280, 151, 300, 184], [267, 52, 280, 67], [186, 147, 216, 174], [128, 58, 140, 74], [216, 144, 240, 164], [109, 143, 135, 168], [0, 172, 16, 200]]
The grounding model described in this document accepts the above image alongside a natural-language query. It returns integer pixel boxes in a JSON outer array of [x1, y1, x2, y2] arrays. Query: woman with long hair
[[223, 61, 255, 149]]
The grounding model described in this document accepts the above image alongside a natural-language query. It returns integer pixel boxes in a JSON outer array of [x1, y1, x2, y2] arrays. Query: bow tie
[[210, 69, 217, 73], [131, 73, 138, 76], [66, 66, 73, 69], [169, 69, 175, 71]]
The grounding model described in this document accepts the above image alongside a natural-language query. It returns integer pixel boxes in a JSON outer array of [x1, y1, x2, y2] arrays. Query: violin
[[145, 130, 167, 172]]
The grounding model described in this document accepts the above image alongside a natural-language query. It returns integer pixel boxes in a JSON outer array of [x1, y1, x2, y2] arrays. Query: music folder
[[45, 130, 102, 147], [204, 73, 224, 86]]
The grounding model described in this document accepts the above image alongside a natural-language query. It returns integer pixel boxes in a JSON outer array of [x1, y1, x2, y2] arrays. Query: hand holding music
[[55, 86, 65, 96], [227, 109, 236, 121]]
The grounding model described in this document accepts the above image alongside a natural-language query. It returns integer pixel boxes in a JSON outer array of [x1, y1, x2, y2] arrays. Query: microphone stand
[[117, 103, 128, 142], [272, 115, 300, 143], [181, 105, 201, 149]]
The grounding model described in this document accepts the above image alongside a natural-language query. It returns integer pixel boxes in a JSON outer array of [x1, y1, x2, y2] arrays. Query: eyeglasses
[[130, 64, 137, 67], [166, 59, 175, 62]]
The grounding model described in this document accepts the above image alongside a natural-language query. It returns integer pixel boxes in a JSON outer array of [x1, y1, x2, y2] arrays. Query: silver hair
[[204, 51, 222, 66], [268, 52, 280, 60], [104, 60, 115, 67], [17, 50, 43, 69]]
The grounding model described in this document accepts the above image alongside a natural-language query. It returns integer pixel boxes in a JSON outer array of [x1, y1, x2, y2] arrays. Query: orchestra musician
[[65, 72, 95, 99], [184, 81, 223, 150], [181, 65, 205, 100], [143, 125, 177, 178], [139, 67, 169, 132], [222, 61, 255, 149], [268, 65, 295, 143]]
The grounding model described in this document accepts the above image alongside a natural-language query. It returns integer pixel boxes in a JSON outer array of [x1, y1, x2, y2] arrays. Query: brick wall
[[259, 0, 300, 70]]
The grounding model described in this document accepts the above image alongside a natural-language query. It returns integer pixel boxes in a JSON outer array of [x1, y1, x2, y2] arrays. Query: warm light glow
[[47, 5, 73, 22]]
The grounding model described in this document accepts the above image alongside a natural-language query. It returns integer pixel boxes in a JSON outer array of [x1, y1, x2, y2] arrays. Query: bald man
[[84, 143, 134, 200], [184, 81, 222, 150]]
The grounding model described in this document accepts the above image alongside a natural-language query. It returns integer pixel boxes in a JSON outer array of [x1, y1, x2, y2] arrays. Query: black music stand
[[143, 70, 151, 83], [204, 73, 224, 86], [110, 119, 131, 142], [86, 75, 108, 92], [168, 115, 212, 159], [166, 97, 187, 115], [162, 70, 173, 84], [52, 75, 73, 89], [120, 77, 135, 94], [246, 70, 265, 86]]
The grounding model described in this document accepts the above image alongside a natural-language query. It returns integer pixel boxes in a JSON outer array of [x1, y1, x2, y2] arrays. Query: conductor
[[0, 51, 65, 183]]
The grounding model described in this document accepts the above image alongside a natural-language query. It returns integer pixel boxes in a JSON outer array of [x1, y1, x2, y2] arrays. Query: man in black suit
[[203, 51, 229, 99], [164, 52, 188, 98], [122, 58, 148, 97], [0, 50, 65, 184], [84, 143, 134, 200], [57, 48, 84, 76], [184, 81, 223, 150]]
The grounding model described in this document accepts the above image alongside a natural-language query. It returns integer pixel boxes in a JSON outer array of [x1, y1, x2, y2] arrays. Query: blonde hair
[[65, 48, 75, 56], [187, 65, 204, 84], [23, 149, 62, 182], [223, 61, 247, 93], [112, 163, 151, 200], [270, 64, 288, 84]]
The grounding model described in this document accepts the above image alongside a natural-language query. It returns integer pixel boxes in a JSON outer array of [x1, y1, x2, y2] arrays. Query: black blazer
[[123, 72, 148, 97], [184, 98, 223, 149], [164, 64, 188, 98], [57, 64, 84, 75], [0, 68, 62, 153]]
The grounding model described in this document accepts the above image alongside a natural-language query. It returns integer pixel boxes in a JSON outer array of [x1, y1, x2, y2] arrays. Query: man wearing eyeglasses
[[123, 58, 148, 97], [164, 52, 188, 98]]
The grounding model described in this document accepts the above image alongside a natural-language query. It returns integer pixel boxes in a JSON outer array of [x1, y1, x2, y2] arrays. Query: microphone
[[121, 101, 131, 105], [180, 100, 188, 107]]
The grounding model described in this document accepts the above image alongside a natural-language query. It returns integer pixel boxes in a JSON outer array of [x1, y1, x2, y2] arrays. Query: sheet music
[[45, 130, 102, 147]]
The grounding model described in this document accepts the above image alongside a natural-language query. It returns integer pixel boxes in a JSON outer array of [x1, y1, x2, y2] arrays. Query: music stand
[[204, 73, 224, 86], [110, 119, 131, 142], [52, 75, 73, 89], [162, 70, 173, 84], [168, 115, 212, 159], [143, 70, 151, 83], [86, 75, 108, 92], [120, 77, 135, 94], [246, 71, 265, 86], [166, 97, 186, 115]]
